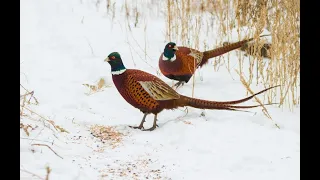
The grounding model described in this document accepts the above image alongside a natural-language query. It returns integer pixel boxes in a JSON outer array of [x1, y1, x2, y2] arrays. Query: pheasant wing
[[138, 80, 180, 101], [127, 69, 180, 101]]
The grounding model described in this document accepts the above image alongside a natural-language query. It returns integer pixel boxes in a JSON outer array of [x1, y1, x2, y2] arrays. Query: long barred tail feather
[[200, 34, 271, 66], [216, 103, 278, 113], [182, 85, 279, 109]]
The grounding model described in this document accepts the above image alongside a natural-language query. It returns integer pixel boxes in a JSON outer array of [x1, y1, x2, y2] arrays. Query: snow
[[20, 0, 300, 179]]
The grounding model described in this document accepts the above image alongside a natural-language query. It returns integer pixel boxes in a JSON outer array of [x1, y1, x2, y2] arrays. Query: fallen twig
[[21, 106, 58, 132], [31, 144, 63, 159]]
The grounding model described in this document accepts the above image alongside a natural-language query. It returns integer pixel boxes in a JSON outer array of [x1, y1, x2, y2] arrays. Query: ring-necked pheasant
[[105, 52, 278, 131], [159, 35, 270, 88]]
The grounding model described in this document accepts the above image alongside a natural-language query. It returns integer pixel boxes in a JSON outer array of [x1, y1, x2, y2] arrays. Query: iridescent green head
[[163, 42, 179, 60], [104, 52, 126, 75]]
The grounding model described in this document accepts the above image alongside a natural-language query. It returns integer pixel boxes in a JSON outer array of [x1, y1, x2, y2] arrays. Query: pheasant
[[105, 52, 278, 131], [159, 35, 270, 88]]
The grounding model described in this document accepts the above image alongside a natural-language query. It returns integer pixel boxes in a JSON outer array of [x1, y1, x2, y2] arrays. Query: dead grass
[[165, 0, 300, 111], [20, 84, 68, 179], [20, 84, 69, 135], [236, 69, 280, 128], [20, 123, 38, 136], [101, 0, 299, 112], [20, 82, 73, 180]]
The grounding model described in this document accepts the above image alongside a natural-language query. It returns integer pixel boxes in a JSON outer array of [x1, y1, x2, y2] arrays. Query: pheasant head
[[104, 52, 127, 75], [163, 42, 179, 61]]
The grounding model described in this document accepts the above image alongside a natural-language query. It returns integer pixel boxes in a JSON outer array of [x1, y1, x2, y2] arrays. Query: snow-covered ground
[[20, 0, 300, 179]]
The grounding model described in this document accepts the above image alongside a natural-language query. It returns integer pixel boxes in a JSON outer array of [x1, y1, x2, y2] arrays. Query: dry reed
[[165, 0, 300, 110], [102, 0, 299, 111]]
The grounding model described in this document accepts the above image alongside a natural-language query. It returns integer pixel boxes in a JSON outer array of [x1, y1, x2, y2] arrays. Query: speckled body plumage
[[105, 52, 277, 131], [159, 47, 196, 83], [159, 35, 270, 87], [112, 69, 178, 114]]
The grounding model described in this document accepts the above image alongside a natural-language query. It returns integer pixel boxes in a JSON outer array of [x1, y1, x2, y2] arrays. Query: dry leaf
[[97, 78, 106, 89], [83, 78, 111, 95]]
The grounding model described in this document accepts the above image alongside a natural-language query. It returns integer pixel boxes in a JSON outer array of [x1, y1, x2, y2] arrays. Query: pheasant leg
[[174, 81, 185, 88], [129, 113, 147, 130], [143, 114, 159, 131]]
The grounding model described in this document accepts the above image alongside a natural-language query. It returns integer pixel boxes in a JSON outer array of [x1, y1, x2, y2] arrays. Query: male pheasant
[[159, 35, 270, 88], [105, 52, 278, 131]]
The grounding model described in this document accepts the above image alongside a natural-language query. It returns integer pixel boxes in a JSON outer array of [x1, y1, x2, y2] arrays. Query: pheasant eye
[[111, 56, 116, 59], [168, 45, 172, 48]]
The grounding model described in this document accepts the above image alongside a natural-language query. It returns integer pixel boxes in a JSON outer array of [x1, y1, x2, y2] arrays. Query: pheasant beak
[[104, 57, 110, 62], [173, 46, 179, 51]]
